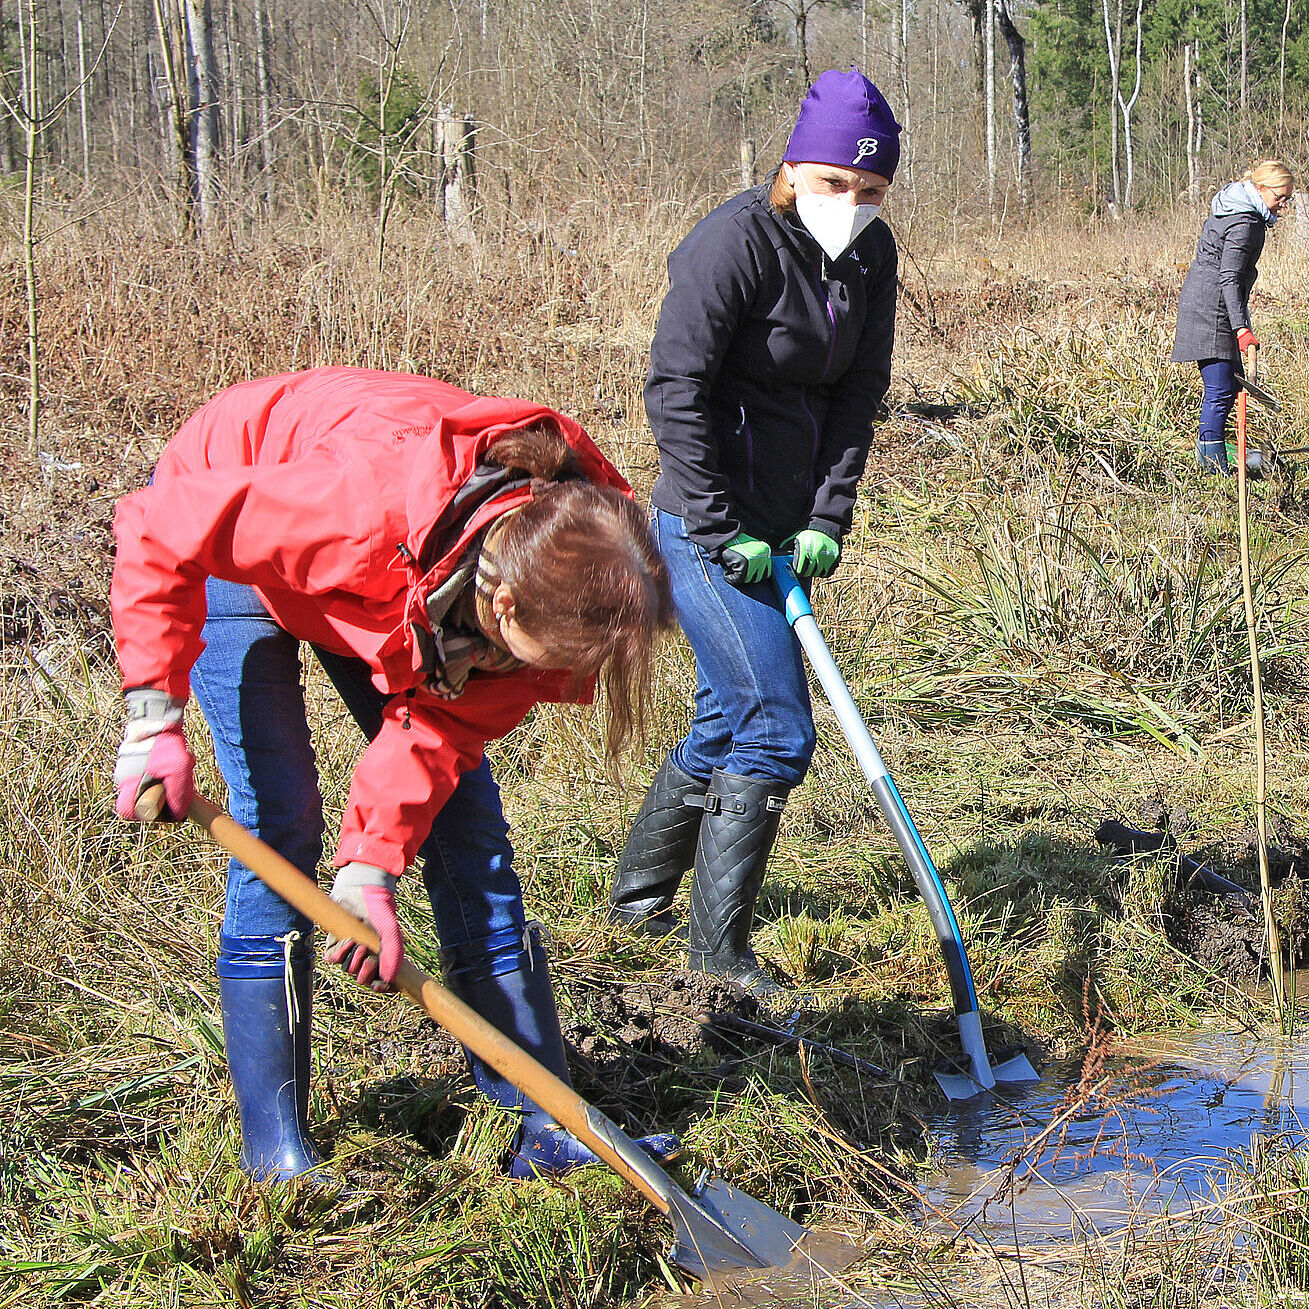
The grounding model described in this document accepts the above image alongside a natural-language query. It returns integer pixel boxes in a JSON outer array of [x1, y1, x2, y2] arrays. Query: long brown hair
[[484, 425, 675, 758]]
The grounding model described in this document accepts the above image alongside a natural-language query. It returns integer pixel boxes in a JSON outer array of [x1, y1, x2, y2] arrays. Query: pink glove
[[114, 689, 195, 821], [1237, 328, 1259, 352], [325, 862, 404, 991]]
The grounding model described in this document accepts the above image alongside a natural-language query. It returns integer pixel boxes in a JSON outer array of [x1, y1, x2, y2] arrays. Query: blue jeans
[[191, 578, 524, 948], [654, 510, 815, 788], [1197, 358, 1239, 469]]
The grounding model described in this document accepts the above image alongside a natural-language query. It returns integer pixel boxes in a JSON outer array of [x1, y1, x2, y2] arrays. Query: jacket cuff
[[696, 525, 743, 560], [805, 518, 844, 542], [333, 835, 408, 878]]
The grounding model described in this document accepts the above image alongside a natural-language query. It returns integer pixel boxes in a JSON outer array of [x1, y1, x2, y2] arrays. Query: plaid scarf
[[414, 545, 524, 699]]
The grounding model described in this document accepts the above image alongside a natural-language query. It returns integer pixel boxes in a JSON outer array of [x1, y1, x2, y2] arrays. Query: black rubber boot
[[608, 756, 708, 937], [686, 769, 789, 1001], [441, 924, 683, 1179], [217, 931, 327, 1182]]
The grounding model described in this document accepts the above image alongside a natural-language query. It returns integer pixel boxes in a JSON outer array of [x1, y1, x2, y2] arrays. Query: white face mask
[[791, 168, 879, 260]]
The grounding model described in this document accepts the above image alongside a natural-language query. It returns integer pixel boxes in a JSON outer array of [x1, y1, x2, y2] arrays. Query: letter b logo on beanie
[[784, 69, 902, 181]]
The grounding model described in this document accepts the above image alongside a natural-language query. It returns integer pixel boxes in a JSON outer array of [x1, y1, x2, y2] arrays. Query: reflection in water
[[918, 1027, 1309, 1244]]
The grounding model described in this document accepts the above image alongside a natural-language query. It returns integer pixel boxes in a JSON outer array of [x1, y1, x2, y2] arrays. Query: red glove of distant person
[[114, 688, 195, 821], [326, 862, 405, 991], [1237, 328, 1259, 352]]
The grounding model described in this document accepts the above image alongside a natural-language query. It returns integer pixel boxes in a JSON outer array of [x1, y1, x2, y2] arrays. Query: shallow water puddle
[[918, 1024, 1309, 1244]]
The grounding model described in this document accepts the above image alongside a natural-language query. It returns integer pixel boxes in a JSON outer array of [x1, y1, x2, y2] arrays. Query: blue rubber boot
[[441, 924, 683, 1179], [217, 932, 327, 1182], [1197, 437, 1231, 474]]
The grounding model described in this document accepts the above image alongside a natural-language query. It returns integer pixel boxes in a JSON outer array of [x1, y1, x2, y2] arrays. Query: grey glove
[[114, 688, 194, 821]]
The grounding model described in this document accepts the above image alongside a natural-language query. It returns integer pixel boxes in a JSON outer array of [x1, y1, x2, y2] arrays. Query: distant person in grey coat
[[1171, 160, 1295, 474]]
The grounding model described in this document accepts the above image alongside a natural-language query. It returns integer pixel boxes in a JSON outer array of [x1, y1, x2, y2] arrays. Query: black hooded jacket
[[646, 183, 898, 558]]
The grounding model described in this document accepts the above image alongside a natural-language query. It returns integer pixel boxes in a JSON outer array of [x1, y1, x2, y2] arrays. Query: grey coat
[[1171, 210, 1267, 363]]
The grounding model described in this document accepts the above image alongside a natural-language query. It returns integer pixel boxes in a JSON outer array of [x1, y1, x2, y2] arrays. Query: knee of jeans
[[1202, 375, 1238, 405], [244, 786, 324, 874], [728, 733, 814, 789]]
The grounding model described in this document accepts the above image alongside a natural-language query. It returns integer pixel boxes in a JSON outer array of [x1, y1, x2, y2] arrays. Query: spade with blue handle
[[771, 558, 1039, 1099]]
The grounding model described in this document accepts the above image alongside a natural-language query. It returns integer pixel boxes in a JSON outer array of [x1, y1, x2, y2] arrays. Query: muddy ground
[[1100, 802, 1309, 985]]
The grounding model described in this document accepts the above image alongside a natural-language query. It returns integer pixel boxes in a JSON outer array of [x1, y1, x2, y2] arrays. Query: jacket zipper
[[820, 285, 838, 382], [739, 405, 755, 493], [800, 390, 820, 489]]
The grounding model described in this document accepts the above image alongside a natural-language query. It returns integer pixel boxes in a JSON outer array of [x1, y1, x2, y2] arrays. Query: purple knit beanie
[[783, 68, 902, 181]]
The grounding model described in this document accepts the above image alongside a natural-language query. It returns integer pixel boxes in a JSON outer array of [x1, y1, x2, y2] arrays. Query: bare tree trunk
[[1280, 0, 1291, 130], [439, 104, 475, 244], [151, 0, 196, 234], [995, 0, 1030, 210], [897, 0, 909, 184], [636, 0, 648, 164], [55, 0, 69, 165], [253, 0, 273, 206], [740, 136, 755, 188], [223, 0, 239, 158], [129, 0, 140, 161], [795, 0, 811, 85], [185, 0, 219, 239], [1120, 0, 1142, 207], [985, 0, 995, 212], [1101, 0, 1121, 211], [77, 2, 90, 182], [18, 0, 40, 453], [890, 0, 903, 104], [1239, 0, 1247, 120], [1185, 41, 1197, 201], [0, 1, 15, 173]]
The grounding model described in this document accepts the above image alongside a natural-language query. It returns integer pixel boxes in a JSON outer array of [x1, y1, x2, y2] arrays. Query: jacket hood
[[402, 396, 630, 576], [1211, 179, 1276, 225]]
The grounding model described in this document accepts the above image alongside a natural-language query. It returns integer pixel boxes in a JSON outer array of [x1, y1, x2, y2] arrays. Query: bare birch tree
[[1101, 0, 1122, 210], [995, 0, 1030, 210], [1118, 0, 1143, 207], [985, 0, 995, 210], [186, 0, 220, 236]]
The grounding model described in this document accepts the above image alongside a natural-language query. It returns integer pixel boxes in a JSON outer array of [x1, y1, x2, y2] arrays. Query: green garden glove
[[720, 533, 773, 586], [790, 529, 841, 579]]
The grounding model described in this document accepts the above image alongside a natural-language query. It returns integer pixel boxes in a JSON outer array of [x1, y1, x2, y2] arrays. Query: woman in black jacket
[[607, 69, 900, 999], [1171, 160, 1295, 473]]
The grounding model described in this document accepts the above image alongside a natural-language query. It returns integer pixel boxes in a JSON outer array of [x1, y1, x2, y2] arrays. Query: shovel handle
[[146, 787, 673, 1211]]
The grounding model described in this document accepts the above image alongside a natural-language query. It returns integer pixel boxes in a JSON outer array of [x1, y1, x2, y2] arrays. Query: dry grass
[[1, 185, 1308, 1305]]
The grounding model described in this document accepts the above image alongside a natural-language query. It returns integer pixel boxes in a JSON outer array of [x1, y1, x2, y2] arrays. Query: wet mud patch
[[561, 969, 750, 1086], [1173, 903, 1271, 984], [559, 968, 924, 1163], [1098, 808, 1309, 983]]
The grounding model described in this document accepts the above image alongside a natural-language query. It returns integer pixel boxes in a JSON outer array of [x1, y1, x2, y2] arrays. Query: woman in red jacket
[[111, 366, 680, 1182]]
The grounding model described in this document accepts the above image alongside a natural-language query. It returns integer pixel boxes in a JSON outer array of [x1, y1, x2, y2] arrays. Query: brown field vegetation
[[2, 183, 1309, 1305]]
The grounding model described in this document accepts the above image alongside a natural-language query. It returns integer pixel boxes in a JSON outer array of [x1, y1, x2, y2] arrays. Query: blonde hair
[[769, 166, 795, 213], [1245, 159, 1296, 191]]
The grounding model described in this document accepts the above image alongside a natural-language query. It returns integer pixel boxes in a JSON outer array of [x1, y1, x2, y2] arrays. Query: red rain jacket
[[111, 366, 631, 875]]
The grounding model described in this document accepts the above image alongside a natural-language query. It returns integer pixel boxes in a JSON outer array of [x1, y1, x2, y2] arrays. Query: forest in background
[[0, 0, 1306, 249]]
